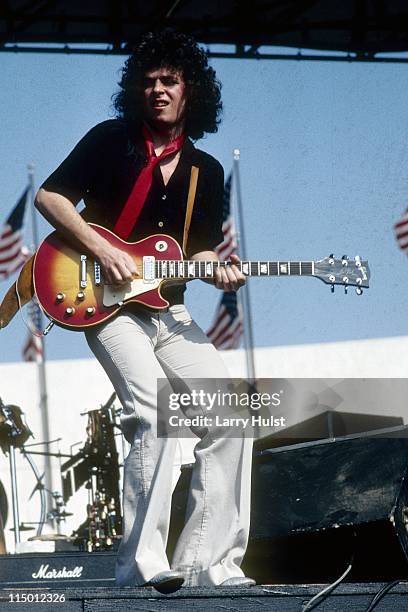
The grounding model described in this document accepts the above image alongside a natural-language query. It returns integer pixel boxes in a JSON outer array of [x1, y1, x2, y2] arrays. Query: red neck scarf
[[114, 126, 186, 239]]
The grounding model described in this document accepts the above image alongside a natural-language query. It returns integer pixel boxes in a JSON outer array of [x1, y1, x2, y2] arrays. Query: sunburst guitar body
[[33, 225, 183, 330]]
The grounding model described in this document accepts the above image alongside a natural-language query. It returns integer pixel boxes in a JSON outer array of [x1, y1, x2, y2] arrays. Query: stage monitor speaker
[[169, 426, 408, 584], [254, 410, 404, 451]]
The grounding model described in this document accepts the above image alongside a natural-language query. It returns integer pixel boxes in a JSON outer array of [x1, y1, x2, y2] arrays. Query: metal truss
[[2, 1, 408, 63], [1, 43, 408, 64]]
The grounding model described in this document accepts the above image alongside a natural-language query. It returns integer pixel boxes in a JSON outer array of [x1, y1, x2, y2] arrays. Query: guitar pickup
[[143, 256, 156, 282], [80, 255, 87, 288]]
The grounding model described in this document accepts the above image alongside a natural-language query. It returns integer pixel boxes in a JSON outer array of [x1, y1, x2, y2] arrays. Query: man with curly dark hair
[[35, 29, 254, 593], [113, 29, 222, 141]]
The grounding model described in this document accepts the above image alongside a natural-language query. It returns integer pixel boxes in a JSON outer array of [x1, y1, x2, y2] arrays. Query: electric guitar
[[32, 224, 371, 330]]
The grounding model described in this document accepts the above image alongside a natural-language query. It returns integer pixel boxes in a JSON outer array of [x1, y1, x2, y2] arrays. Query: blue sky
[[1, 47, 408, 362]]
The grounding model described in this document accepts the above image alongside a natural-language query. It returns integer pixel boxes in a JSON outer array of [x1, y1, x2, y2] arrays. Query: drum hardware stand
[[23, 453, 47, 536], [0, 399, 33, 546], [9, 444, 21, 544], [22, 441, 73, 534], [68, 392, 123, 551], [81, 471, 119, 552], [47, 490, 72, 533]]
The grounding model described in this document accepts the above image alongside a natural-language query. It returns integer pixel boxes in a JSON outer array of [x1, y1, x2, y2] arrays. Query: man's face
[[142, 67, 186, 130]]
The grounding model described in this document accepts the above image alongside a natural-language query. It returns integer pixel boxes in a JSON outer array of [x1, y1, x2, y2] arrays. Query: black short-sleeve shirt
[[41, 119, 225, 304]]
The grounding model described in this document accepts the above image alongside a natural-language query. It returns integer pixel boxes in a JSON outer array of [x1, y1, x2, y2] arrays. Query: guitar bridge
[[143, 256, 156, 283]]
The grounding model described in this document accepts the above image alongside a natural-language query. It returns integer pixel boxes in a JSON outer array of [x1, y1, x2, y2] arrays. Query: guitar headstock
[[314, 255, 370, 294]]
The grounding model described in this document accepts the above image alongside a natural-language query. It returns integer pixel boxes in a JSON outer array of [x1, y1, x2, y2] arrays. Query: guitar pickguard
[[103, 278, 161, 307]]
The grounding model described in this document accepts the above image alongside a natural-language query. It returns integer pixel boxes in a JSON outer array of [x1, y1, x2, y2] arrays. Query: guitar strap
[[0, 255, 34, 329], [182, 165, 199, 255]]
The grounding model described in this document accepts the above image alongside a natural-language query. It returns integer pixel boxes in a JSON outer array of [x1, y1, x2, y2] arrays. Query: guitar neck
[[155, 260, 315, 280]]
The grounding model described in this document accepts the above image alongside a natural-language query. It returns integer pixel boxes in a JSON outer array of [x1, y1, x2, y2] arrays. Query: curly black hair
[[113, 29, 222, 140]]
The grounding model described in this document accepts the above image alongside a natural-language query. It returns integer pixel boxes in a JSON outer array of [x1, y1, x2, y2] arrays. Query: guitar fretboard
[[154, 260, 315, 279]]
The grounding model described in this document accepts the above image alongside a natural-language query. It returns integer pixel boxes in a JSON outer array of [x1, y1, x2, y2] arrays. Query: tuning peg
[[343, 276, 349, 295], [356, 287, 363, 296], [355, 255, 361, 267], [331, 284, 335, 293], [341, 255, 348, 265]]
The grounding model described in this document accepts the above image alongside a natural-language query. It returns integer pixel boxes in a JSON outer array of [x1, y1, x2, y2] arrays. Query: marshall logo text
[[32, 564, 84, 579]]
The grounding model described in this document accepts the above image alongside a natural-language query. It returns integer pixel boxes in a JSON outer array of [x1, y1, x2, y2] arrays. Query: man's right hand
[[34, 189, 139, 286], [96, 242, 139, 286]]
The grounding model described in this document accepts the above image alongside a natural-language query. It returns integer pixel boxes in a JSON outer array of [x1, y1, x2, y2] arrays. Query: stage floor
[[1, 583, 408, 611]]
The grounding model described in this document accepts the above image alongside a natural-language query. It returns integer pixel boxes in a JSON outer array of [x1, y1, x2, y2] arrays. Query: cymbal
[[10, 524, 34, 531], [28, 534, 72, 542]]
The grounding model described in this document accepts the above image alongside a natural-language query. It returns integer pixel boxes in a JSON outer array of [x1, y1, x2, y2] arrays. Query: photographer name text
[[168, 414, 286, 429]]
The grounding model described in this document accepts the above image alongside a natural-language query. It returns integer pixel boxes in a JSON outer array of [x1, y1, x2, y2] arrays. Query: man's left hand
[[214, 254, 246, 292]]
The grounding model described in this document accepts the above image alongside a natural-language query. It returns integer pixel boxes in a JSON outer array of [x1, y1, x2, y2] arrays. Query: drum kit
[[0, 393, 123, 554]]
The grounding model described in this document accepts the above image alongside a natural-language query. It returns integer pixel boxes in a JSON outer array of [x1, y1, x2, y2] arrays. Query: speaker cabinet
[[170, 427, 408, 583]]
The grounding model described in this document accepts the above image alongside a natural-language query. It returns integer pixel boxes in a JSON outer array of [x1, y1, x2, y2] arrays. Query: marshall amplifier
[[0, 551, 116, 587]]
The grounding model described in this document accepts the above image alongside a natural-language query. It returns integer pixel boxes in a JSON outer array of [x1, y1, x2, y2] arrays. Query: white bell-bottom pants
[[85, 305, 253, 587]]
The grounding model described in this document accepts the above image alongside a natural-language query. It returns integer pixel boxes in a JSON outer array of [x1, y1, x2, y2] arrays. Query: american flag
[[0, 188, 30, 280], [395, 208, 408, 251], [207, 174, 244, 349], [22, 299, 44, 362]]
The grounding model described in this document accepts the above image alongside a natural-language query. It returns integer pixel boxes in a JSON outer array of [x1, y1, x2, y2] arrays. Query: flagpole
[[27, 164, 54, 527], [232, 150, 256, 381]]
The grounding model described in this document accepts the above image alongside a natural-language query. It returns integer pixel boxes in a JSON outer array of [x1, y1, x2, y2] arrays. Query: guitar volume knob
[[65, 307, 75, 316], [56, 292, 65, 303], [86, 307, 96, 316], [77, 291, 85, 301]]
